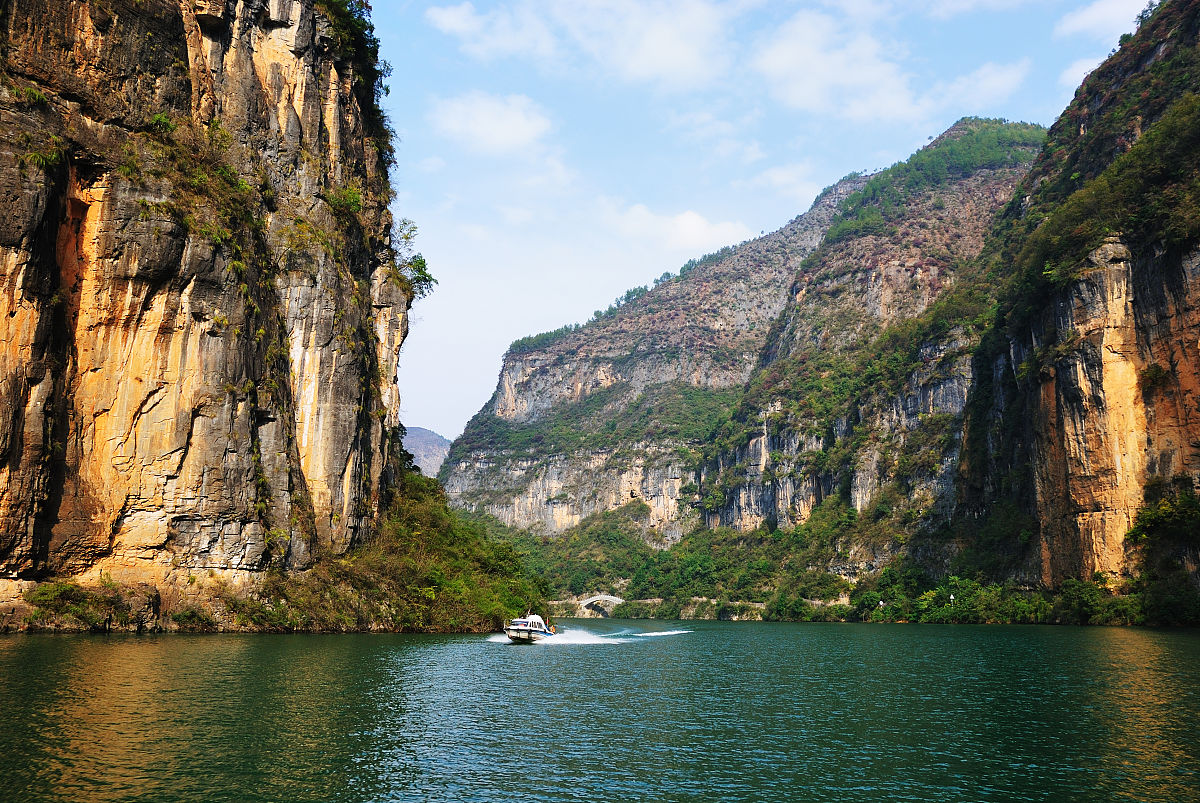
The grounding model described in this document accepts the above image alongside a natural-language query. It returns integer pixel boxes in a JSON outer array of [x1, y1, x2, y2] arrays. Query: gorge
[[1, 0, 1199, 630], [444, 0, 1200, 624]]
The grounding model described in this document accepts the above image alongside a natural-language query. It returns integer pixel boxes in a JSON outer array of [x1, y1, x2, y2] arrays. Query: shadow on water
[[1, 623, 1199, 802]]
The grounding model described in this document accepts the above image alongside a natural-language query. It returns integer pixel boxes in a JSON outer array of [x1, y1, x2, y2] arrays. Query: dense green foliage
[[493, 500, 852, 609], [22, 581, 141, 630], [448, 383, 742, 469], [220, 470, 547, 632], [508, 323, 583, 354], [1013, 91, 1200, 292], [826, 119, 1045, 244], [1125, 483, 1200, 625], [314, 0, 394, 163], [490, 498, 1176, 625], [844, 569, 1142, 625]]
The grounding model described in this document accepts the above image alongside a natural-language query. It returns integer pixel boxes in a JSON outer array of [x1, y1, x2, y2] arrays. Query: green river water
[[2, 619, 1198, 802]]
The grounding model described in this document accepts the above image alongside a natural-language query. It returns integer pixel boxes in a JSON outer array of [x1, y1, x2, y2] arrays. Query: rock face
[[443, 177, 867, 536], [403, 427, 451, 477], [957, 0, 1200, 585], [1023, 240, 1200, 582], [0, 0, 410, 589], [450, 2, 1200, 593]]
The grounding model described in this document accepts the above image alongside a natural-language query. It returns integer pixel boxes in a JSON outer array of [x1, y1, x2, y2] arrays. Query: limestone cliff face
[[1026, 240, 1200, 582], [443, 178, 867, 534], [0, 0, 410, 587], [967, 238, 1200, 585], [959, 0, 1200, 585]]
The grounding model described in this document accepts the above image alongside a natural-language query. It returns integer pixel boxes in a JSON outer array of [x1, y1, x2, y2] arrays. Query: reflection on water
[[1, 623, 1198, 802]]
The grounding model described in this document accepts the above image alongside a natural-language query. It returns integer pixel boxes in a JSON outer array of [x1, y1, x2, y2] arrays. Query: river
[[2, 620, 1198, 802]]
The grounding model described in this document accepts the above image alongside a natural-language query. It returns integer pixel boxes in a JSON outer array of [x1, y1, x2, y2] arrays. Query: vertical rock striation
[[0, 0, 411, 589], [960, 0, 1200, 585]]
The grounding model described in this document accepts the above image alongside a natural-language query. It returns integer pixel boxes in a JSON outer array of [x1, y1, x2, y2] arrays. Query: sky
[[375, 0, 1153, 439]]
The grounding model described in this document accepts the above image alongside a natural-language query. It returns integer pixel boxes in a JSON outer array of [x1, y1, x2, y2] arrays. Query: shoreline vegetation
[[7, 486, 1195, 633], [2, 471, 550, 634], [495, 493, 1200, 630]]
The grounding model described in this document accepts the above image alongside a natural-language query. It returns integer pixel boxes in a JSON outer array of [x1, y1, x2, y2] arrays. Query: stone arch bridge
[[578, 594, 624, 617]]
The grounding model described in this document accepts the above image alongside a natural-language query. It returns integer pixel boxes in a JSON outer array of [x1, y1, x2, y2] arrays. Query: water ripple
[[1, 623, 1199, 802]]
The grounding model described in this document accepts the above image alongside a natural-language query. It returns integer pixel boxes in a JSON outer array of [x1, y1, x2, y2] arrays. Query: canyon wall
[[0, 0, 410, 590]]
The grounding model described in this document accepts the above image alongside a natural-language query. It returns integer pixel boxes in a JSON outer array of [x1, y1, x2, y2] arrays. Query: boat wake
[[487, 627, 691, 645]]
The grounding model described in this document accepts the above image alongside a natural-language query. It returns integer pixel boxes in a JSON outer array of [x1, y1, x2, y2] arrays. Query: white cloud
[[1059, 55, 1104, 88], [415, 156, 446, 173], [754, 9, 1033, 123], [428, 91, 553, 154], [553, 0, 734, 89], [426, 0, 737, 91], [425, 2, 557, 60], [752, 10, 924, 122], [921, 0, 1035, 18], [600, 198, 753, 253], [667, 110, 766, 163], [1054, 0, 1146, 41], [937, 59, 1031, 112], [735, 162, 822, 206], [519, 155, 577, 191]]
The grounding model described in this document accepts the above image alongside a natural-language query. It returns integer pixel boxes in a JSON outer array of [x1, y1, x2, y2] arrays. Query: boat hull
[[504, 627, 550, 643]]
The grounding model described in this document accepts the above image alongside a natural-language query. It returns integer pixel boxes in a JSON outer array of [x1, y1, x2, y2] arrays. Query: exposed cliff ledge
[[0, 0, 411, 593]]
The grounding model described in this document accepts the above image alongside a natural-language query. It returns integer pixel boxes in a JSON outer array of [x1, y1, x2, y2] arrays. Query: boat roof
[[515, 614, 545, 625]]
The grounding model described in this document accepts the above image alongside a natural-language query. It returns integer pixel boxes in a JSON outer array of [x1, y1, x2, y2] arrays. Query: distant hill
[[405, 427, 452, 476]]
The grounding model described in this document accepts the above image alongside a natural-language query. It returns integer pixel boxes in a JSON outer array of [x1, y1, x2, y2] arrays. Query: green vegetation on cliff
[[218, 469, 547, 632], [826, 119, 1045, 244], [446, 383, 741, 470], [486, 482, 1198, 625], [16, 468, 548, 633]]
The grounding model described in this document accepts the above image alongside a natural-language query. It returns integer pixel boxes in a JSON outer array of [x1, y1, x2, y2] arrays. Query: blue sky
[[376, 0, 1152, 438]]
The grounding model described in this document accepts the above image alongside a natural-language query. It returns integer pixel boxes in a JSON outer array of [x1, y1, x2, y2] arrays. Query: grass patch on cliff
[[220, 471, 547, 632], [21, 580, 162, 632]]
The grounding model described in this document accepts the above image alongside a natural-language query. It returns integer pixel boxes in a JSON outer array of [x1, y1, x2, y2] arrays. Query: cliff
[[0, 0, 411, 593], [958, 0, 1200, 586], [448, 119, 1043, 555], [442, 176, 867, 538]]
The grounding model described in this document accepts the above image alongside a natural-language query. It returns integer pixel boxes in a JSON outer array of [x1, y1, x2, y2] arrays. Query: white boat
[[503, 613, 555, 643]]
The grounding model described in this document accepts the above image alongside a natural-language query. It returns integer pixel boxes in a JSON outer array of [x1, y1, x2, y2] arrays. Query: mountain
[[404, 427, 452, 477], [449, 0, 1200, 622], [442, 176, 866, 539], [0, 0, 541, 631], [445, 118, 1041, 548], [956, 0, 1200, 592]]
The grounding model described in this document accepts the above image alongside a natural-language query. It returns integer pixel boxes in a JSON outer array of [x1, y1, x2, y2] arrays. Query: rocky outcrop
[[1029, 239, 1200, 581], [0, 0, 410, 590], [958, 0, 1200, 585], [703, 130, 1032, 550], [444, 443, 693, 541]]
